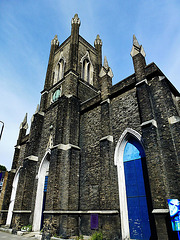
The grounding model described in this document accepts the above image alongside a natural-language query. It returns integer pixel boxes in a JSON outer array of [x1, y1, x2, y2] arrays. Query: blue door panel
[[135, 159, 146, 196], [124, 141, 151, 240], [128, 197, 143, 239], [124, 161, 138, 196]]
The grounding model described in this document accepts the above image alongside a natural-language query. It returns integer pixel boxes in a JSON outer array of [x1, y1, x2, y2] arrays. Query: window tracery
[[80, 51, 93, 85], [53, 53, 66, 84]]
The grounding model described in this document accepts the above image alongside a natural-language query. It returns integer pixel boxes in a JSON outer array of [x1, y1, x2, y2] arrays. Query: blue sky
[[0, 0, 180, 170]]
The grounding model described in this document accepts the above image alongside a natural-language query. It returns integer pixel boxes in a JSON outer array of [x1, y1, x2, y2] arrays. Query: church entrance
[[115, 129, 152, 240], [33, 151, 50, 231], [6, 167, 21, 226], [123, 138, 151, 239], [40, 175, 48, 230]]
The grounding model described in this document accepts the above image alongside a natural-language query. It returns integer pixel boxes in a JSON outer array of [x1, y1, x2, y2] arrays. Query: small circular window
[[52, 89, 61, 102]]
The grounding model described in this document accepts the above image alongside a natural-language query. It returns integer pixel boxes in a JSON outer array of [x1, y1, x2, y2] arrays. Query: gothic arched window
[[59, 59, 64, 80], [54, 58, 65, 84], [82, 59, 90, 83], [80, 52, 93, 85]]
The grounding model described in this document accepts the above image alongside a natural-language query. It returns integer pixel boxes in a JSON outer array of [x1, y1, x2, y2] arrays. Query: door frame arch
[[6, 166, 22, 227], [114, 128, 144, 239], [33, 149, 50, 231]]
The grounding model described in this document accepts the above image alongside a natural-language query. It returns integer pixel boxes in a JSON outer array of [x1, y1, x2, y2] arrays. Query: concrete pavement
[[0, 231, 41, 240]]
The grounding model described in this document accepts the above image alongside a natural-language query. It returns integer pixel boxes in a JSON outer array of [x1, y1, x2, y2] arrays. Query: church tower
[[1, 14, 180, 240]]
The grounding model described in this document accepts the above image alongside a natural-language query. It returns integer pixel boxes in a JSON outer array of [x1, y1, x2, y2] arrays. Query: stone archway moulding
[[33, 149, 50, 231], [6, 166, 22, 227], [114, 128, 144, 240]]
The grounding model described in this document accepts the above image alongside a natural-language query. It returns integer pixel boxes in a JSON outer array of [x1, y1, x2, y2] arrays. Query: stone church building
[[1, 14, 180, 240]]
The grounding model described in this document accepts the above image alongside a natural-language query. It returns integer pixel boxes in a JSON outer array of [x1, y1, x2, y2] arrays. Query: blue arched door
[[40, 175, 48, 230], [123, 138, 151, 239]]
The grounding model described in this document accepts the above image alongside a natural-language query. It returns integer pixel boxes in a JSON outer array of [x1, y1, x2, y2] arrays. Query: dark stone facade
[[1, 14, 180, 240]]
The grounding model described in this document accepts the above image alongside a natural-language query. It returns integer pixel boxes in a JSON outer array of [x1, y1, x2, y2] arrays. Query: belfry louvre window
[[82, 59, 90, 83], [54, 59, 65, 84], [81, 51, 93, 85]]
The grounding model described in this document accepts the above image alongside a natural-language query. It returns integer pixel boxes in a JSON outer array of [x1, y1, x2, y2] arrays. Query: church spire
[[103, 56, 109, 70], [19, 113, 28, 130], [71, 13, 81, 26], [40, 35, 60, 111], [99, 56, 113, 101], [130, 35, 146, 58], [17, 113, 28, 145], [99, 56, 113, 78], [94, 35, 102, 77], [69, 14, 80, 71], [131, 35, 146, 82], [133, 35, 140, 48], [94, 34, 102, 46], [51, 35, 59, 46]]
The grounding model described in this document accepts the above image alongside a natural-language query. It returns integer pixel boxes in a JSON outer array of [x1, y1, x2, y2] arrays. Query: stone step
[[51, 236, 91, 240], [0, 227, 12, 234], [17, 231, 41, 237]]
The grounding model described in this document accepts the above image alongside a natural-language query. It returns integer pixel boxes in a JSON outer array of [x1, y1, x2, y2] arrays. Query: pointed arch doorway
[[33, 150, 50, 231], [115, 128, 151, 240], [6, 167, 21, 227]]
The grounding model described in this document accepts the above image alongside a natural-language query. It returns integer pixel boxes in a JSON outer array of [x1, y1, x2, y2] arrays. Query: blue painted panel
[[44, 176, 48, 192], [124, 142, 141, 162], [127, 197, 143, 239], [123, 141, 151, 240], [135, 159, 146, 196], [124, 161, 138, 197], [127, 196, 151, 239], [140, 197, 151, 238]]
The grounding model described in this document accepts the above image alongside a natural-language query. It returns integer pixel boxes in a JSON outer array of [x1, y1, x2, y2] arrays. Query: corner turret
[[69, 14, 80, 71], [40, 35, 59, 111], [51, 35, 59, 46], [99, 56, 113, 101], [44, 35, 59, 90], [94, 34, 102, 75], [17, 113, 28, 146], [131, 35, 146, 82]]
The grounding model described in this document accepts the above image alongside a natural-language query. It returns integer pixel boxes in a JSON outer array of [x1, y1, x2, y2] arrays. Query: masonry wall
[[80, 106, 102, 211], [78, 80, 99, 103], [79, 98, 121, 239], [140, 75, 180, 239], [111, 87, 141, 144]]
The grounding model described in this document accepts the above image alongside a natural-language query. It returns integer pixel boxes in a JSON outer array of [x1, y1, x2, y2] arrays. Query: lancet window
[[54, 57, 65, 84], [81, 52, 93, 85]]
